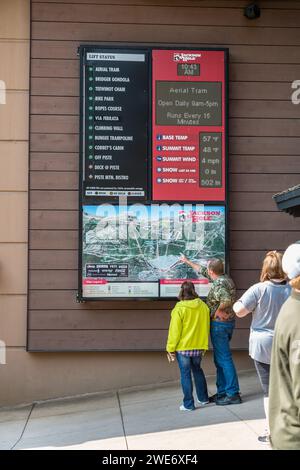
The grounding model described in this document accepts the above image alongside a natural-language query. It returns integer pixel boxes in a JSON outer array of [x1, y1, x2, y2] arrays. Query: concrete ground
[[0, 370, 270, 450]]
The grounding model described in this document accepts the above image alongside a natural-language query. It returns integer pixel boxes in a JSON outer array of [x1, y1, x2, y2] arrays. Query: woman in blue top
[[233, 251, 291, 444]]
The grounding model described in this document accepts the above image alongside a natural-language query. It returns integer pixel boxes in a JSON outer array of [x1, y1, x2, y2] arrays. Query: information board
[[81, 204, 225, 299], [81, 49, 149, 201], [152, 49, 226, 201], [79, 46, 228, 300]]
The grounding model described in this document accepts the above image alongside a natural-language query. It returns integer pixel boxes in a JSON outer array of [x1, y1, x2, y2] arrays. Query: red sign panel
[[152, 49, 226, 202]]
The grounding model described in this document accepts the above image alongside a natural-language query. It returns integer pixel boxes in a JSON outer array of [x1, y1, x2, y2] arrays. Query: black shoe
[[258, 434, 270, 444], [216, 393, 242, 405], [209, 393, 226, 403]]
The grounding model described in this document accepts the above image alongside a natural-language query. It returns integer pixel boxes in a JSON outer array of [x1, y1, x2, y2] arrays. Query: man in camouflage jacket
[[181, 256, 241, 405]]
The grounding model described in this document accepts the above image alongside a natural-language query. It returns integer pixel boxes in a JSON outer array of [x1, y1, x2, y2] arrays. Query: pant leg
[[191, 354, 209, 403], [254, 360, 271, 433], [254, 360, 270, 397], [211, 323, 226, 395], [211, 321, 240, 397], [176, 353, 195, 410]]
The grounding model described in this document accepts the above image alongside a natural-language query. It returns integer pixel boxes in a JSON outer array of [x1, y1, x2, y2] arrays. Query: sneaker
[[209, 393, 226, 403], [179, 404, 194, 411], [258, 434, 270, 444], [215, 393, 242, 406], [196, 399, 210, 406]]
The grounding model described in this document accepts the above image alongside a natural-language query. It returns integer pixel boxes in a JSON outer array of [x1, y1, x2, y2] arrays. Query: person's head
[[207, 258, 224, 279], [260, 250, 286, 282], [178, 281, 199, 301], [282, 241, 300, 290]]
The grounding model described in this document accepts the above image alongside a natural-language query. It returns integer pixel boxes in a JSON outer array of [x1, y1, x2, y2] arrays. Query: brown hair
[[208, 258, 224, 275], [260, 250, 286, 282], [178, 281, 199, 301]]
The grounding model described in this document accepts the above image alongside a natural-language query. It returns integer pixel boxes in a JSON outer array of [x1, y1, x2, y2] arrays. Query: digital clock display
[[177, 63, 200, 76]]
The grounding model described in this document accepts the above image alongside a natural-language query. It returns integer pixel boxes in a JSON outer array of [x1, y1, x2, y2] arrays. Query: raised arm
[[180, 255, 212, 280]]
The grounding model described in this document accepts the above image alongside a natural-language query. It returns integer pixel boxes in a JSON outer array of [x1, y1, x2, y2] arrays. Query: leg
[[254, 360, 270, 433], [191, 355, 209, 403], [211, 322, 240, 397], [176, 353, 195, 410], [210, 324, 226, 396]]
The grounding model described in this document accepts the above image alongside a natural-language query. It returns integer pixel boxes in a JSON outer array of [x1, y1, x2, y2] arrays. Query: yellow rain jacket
[[166, 298, 210, 352]]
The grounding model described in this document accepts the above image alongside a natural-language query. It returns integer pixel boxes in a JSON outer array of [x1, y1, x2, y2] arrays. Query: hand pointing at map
[[180, 254, 200, 272]]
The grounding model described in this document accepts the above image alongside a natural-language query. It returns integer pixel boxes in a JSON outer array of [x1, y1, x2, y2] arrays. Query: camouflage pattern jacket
[[198, 266, 236, 321]]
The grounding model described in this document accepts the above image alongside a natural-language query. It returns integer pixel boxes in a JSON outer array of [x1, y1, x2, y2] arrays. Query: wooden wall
[[28, 0, 300, 351]]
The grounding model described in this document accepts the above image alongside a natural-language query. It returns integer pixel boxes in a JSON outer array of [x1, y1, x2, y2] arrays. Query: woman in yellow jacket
[[166, 281, 210, 411]]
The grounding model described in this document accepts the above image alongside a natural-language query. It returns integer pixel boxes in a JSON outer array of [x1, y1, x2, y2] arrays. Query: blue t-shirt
[[238, 280, 291, 363]]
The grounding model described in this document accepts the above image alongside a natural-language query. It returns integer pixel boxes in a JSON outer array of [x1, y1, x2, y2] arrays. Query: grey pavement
[[0, 370, 269, 450]]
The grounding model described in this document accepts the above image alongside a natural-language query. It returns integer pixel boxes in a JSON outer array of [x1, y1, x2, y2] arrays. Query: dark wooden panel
[[31, 4, 250, 26], [29, 290, 175, 310], [229, 231, 300, 251], [31, 134, 78, 153], [27, 329, 169, 351], [31, 115, 78, 134], [230, 211, 300, 231], [30, 270, 77, 289], [31, 22, 300, 45], [31, 77, 78, 96], [31, 1, 300, 9], [32, 3, 300, 28], [230, 155, 300, 174], [230, 64, 300, 82], [230, 119, 300, 138], [31, 190, 78, 210], [31, 96, 79, 114], [27, 328, 249, 351], [29, 309, 251, 330], [230, 174, 300, 192], [30, 152, 78, 171], [29, 0, 298, 353], [30, 250, 78, 270], [230, 137, 300, 156], [32, 41, 300, 65], [31, 59, 79, 78], [30, 210, 78, 230], [29, 309, 171, 330], [229, 193, 286, 212], [30, 172, 78, 190], [230, 100, 300, 119], [30, 230, 78, 250]]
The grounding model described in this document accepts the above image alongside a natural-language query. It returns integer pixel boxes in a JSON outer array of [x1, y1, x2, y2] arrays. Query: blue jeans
[[176, 353, 209, 410], [210, 321, 240, 397]]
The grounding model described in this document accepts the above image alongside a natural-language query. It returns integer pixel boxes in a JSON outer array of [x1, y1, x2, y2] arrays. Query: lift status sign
[[152, 50, 226, 202], [81, 49, 149, 201]]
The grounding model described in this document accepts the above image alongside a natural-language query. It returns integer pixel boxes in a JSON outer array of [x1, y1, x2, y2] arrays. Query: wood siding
[[28, 0, 300, 351]]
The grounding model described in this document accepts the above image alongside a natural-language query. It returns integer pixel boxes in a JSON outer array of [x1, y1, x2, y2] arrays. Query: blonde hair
[[260, 250, 286, 282], [290, 275, 300, 290]]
